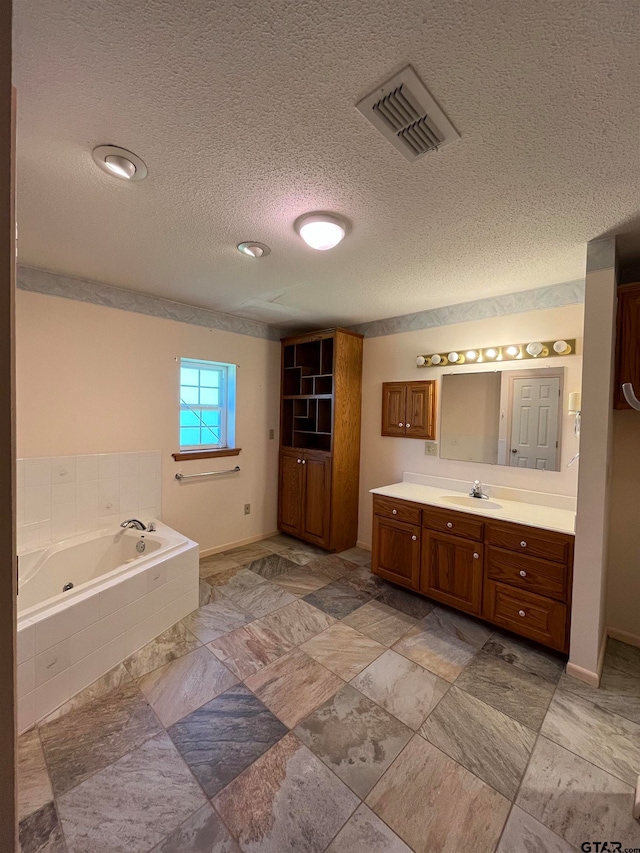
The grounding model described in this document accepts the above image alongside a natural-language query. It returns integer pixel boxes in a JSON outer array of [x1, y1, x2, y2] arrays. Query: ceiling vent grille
[[357, 65, 460, 162]]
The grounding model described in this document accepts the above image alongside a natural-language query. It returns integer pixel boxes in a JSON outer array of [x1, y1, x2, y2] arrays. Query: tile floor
[[18, 534, 640, 852]]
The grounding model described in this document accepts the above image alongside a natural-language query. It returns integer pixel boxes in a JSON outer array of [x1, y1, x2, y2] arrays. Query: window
[[179, 358, 236, 450]]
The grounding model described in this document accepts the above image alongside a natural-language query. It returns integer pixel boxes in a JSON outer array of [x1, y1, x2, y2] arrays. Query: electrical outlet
[[244, 503, 251, 515], [268, 429, 275, 440], [424, 441, 438, 457]]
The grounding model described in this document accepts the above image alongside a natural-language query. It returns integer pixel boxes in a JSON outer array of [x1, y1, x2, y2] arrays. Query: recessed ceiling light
[[92, 145, 148, 181], [237, 242, 270, 258], [295, 213, 346, 251]]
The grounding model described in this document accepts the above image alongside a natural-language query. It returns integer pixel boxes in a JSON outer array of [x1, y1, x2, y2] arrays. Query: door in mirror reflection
[[509, 376, 560, 469]]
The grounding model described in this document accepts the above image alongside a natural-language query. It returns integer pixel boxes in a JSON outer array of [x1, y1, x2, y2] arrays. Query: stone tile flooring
[[18, 534, 640, 852]]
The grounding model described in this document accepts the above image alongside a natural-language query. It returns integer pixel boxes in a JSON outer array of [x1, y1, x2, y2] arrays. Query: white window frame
[[179, 358, 236, 450]]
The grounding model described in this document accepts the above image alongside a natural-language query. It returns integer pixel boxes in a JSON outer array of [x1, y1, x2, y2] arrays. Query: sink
[[440, 495, 503, 511]]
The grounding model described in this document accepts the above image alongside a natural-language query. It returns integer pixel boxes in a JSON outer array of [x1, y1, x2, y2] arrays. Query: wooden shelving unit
[[278, 328, 363, 551]]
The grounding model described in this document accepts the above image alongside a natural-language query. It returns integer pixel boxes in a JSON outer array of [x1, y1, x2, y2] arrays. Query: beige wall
[[358, 303, 584, 547], [16, 290, 280, 554], [607, 410, 640, 640]]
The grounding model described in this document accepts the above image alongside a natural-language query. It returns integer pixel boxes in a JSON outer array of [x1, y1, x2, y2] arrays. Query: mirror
[[440, 367, 564, 470]]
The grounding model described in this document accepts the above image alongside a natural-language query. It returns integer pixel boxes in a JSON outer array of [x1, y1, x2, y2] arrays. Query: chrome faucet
[[120, 519, 147, 530], [469, 480, 490, 500]]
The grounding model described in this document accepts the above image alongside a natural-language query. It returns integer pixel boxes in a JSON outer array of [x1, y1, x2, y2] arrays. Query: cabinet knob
[[398, 422, 404, 427], [406, 423, 411, 428], [447, 522, 453, 528], [473, 552, 479, 559], [297, 458, 301, 463], [519, 570, 527, 577], [302, 460, 306, 464], [392, 509, 397, 515], [520, 541, 527, 548], [411, 535, 417, 541], [518, 609, 526, 617]]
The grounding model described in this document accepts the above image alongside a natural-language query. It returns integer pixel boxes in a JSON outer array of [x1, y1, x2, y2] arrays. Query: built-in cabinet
[[278, 328, 363, 551], [614, 281, 640, 409], [381, 381, 436, 439], [372, 494, 573, 652]]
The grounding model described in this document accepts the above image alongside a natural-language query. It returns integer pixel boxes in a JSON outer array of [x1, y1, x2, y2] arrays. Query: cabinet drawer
[[422, 507, 484, 542], [485, 521, 572, 564], [373, 495, 422, 525], [486, 547, 567, 601], [484, 580, 568, 652]]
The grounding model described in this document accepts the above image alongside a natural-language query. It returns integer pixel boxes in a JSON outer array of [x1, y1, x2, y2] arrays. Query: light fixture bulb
[[431, 354, 442, 365], [104, 155, 136, 179], [485, 348, 497, 359], [237, 242, 270, 258], [92, 145, 148, 181], [296, 213, 346, 251], [506, 345, 519, 356], [448, 352, 460, 363], [526, 341, 543, 357], [416, 356, 426, 366], [466, 350, 477, 360], [553, 340, 571, 354]]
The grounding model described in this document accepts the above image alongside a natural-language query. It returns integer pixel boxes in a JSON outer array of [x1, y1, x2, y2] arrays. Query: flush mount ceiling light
[[417, 339, 576, 368], [237, 242, 270, 258], [92, 145, 148, 181], [295, 213, 346, 251]]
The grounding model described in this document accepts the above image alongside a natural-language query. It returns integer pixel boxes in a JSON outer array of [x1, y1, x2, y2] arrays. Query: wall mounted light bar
[[416, 339, 576, 368]]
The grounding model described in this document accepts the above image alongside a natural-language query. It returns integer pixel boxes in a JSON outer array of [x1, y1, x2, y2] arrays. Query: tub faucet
[[469, 480, 490, 500], [121, 519, 147, 530]]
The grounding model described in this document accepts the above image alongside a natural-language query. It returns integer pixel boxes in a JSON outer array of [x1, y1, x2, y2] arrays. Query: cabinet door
[[381, 383, 407, 436], [372, 515, 420, 590], [615, 283, 640, 409], [406, 381, 436, 439], [421, 531, 483, 615], [278, 452, 303, 535], [302, 453, 331, 547]]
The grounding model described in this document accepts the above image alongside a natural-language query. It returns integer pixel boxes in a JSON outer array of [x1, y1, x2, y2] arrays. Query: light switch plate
[[425, 442, 438, 457]]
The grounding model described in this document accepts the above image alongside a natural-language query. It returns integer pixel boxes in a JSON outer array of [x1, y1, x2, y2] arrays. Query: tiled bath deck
[[18, 535, 640, 852]]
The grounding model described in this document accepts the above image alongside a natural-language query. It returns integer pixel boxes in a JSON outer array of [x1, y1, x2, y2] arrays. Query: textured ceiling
[[13, 0, 640, 328]]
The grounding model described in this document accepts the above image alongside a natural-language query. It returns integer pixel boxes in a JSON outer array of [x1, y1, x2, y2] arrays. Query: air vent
[[356, 65, 460, 162]]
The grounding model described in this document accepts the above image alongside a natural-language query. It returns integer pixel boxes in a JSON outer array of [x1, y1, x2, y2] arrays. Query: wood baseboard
[[199, 530, 279, 558], [356, 540, 372, 552], [607, 626, 640, 649]]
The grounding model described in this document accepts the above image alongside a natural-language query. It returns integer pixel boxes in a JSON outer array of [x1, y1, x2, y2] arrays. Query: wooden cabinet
[[372, 515, 421, 590], [381, 381, 436, 439], [278, 328, 363, 551], [614, 282, 640, 409], [371, 495, 574, 652], [421, 531, 483, 615]]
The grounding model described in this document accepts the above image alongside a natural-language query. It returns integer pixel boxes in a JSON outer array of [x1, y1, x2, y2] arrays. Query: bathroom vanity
[[370, 478, 575, 652]]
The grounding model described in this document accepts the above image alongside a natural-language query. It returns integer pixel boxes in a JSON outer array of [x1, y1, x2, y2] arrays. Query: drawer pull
[[519, 570, 527, 577], [520, 541, 527, 548], [297, 458, 301, 463], [302, 460, 306, 464], [392, 509, 397, 514], [411, 535, 417, 541], [473, 552, 479, 559], [447, 522, 453, 528], [406, 423, 411, 428], [518, 609, 526, 617], [398, 422, 404, 427]]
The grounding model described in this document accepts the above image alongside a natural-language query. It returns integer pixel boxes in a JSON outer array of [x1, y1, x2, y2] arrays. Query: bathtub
[[17, 522, 199, 732]]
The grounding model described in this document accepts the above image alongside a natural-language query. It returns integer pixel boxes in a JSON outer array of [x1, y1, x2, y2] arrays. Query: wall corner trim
[[565, 661, 600, 688], [16, 265, 286, 342], [586, 237, 616, 273]]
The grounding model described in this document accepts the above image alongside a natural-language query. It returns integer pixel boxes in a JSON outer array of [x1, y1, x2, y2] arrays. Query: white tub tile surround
[[17, 528, 199, 733], [17, 451, 162, 552]]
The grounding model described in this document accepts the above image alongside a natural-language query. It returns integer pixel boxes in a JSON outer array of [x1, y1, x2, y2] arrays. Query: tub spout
[[120, 519, 147, 531]]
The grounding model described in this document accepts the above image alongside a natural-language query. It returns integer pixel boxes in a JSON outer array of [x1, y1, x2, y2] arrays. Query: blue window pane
[[200, 387, 219, 405], [180, 427, 200, 446], [180, 410, 200, 427], [201, 428, 220, 444], [201, 410, 220, 426], [180, 386, 198, 405], [200, 369, 221, 388], [180, 367, 199, 386]]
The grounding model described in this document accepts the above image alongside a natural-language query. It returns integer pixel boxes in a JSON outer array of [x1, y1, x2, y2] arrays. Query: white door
[[510, 377, 560, 470]]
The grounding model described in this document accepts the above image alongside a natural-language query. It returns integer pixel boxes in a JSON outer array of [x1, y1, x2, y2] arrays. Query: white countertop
[[370, 479, 576, 535]]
